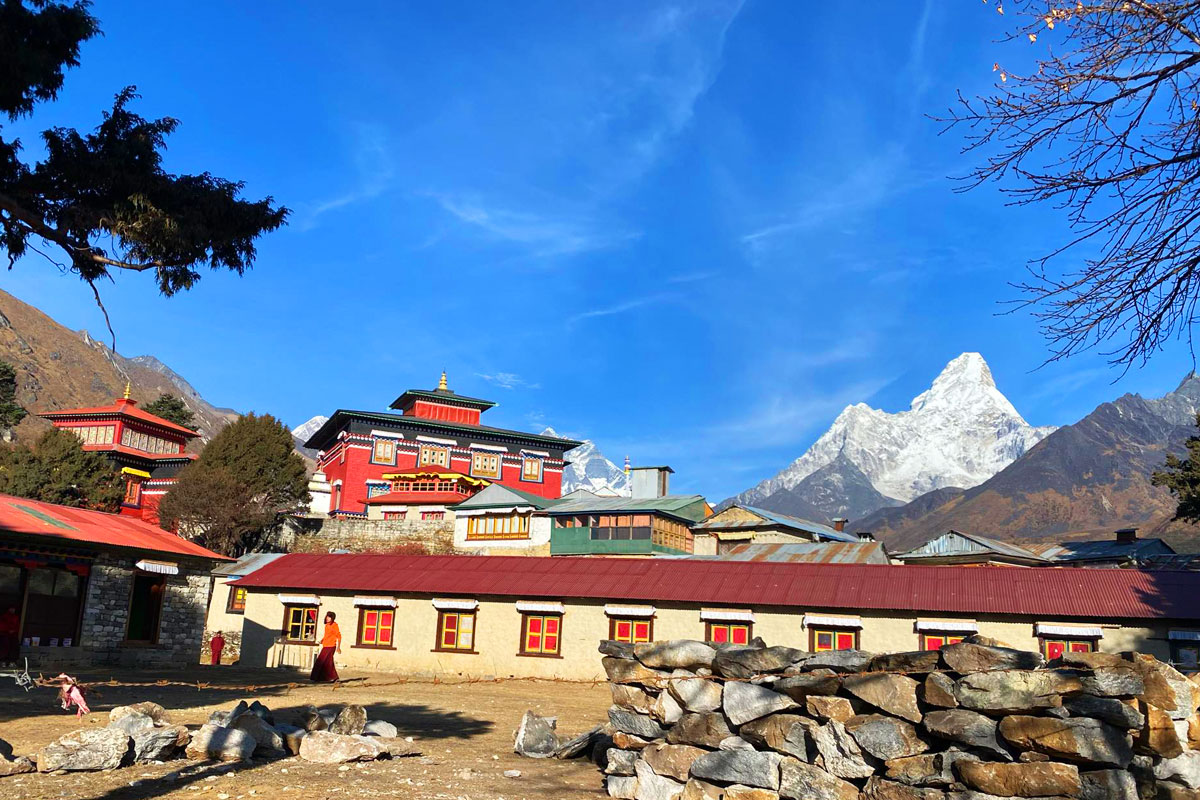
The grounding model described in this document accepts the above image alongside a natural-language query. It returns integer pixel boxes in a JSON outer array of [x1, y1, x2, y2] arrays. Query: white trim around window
[[604, 605, 656, 618], [803, 614, 863, 629], [700, 608, 755, 623], [915, 620, 979, 633], [1035, 623, 1103, 638], [416, 436, 457, 445], [135, 559, 179, 575], [515, 601, 565, 614], [278, 593, 320, 605], [432, 598, 480, 611], [470, 444, 508, 453], [353, 596, 396, 608]]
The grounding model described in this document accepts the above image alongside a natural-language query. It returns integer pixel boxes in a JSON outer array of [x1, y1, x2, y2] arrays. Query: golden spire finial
[[437, 370, 448, 391], [122, 381, 132, 400]]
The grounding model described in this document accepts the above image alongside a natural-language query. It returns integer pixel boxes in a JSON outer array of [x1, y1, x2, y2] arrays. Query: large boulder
[[805, 696, 856, 723], [713, 646, 807, 679], [609, 707, 668, 740], [773, 674, 840, 702], [940, 641, 1043, 674], [1135, 701, 1184, 758], [515, 710, 560, 757], [329, 705, 367, 736], [778, 758, 859, 800], [638, 743, 707, 782], [1129, 654, 1194, 719], [922, 673, 958, 708], [186, 724, 255, 762], [669, 676, 723, 713], [38, 728, 132, 772], [109, 711, 156, 736], [131, 725, 188, 763], [669, 713, 735, 749], [635, 641, 717, 671], [245, 700, 275, 725], [600, 640, 637, 659], [604, 657, 672, 689], [844, 714, 928, 761], [953, 670, 1082, 714], [362, 719, 399, 738], [723, 681, 799, 726], [652, 689, 685, 725], [605, 748, 639, 776], [1153, 751, 1200, 790], [998, 715, 1133, 768], [1078, 768, 1137, 800], [1080, 667, 1145, 698], [301, 705, 336, 732], [1063, 695, 1144, 729], [810, 720, 875, 780], [110, 702, 171, 726], [689, 749, 784, 790], [738, 714, 814, 761], [795, 650, 871, 674], [634, 758, 685, 800], [607, 774, 637, 799], [613, 683, 658, 714], [921, 709, 1009, 760], [867, 651, 942, 674], [297, 731, 386, 764], [842, 673, 922, 723], [274, 723, 307, 756], [955, 760, 1081, 797], [0, 754, 34, 777], [231, 713, 286, 755]]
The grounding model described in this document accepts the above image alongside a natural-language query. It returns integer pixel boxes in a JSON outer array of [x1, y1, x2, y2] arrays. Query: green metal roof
[[547, 494, 709, 523], [390, 388, 496, 411], [303, 409, 584, 452], [453, 483, 562, 510]]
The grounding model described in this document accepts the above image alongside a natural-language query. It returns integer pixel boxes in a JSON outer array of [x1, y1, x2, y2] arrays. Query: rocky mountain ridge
[[543, 427, 631, 496]]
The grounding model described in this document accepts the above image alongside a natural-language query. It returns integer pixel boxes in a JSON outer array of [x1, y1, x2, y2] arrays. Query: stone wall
[[77, 554, 211, 667], [598, 635, 1200, 800], [286, 516, 456, 554]]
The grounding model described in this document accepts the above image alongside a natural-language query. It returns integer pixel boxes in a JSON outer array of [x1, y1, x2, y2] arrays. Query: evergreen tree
[[1152, 412, 1200, 522], [0, 428, 122, 510], [0, 361, 26, 440], [159, 413, 309, 555], [142, 393, 197, 431]]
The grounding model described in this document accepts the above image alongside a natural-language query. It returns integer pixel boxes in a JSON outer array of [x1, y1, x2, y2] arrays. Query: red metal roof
[[83, 444, 198, 461], [0, 493, 230, 561], [232, 554, 1200, 621], [39, 397, 200, 438], [363, 491, 469, 505]]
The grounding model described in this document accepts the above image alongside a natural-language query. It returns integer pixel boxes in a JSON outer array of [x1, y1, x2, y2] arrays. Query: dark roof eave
[[304, 410, 584, 451]]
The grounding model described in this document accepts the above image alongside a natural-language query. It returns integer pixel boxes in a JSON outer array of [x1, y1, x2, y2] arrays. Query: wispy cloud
[[431, 193, 638, 258], [476, 371, 541, 390], [567, 294, 672, 327], [713, 377, 893, 450], [296, 124, 394, 231]]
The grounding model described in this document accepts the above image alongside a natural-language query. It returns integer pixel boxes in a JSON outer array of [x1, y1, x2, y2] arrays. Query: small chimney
[[832, 518, 848, 533], [1115, 527, 1138, 544], [630, 466, 674, 499]]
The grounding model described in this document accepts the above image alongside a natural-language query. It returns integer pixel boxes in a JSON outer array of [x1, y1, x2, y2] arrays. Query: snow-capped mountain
[[292, 415, 329, 444], [543, 427, 631, 496], [728, 353, 1056, 519]]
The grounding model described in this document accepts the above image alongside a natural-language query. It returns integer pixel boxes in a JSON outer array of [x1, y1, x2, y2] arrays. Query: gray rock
[[609, 706, 667, 739], [713, 646, 808, 679], [1154, 750, 1200, 789], [723, 681, 799, 726], [110, 702, 171, 726], [635, 758, 685, 800], [884, 752, 958, 787], [1079, 768, 1137, 800], [556, 726, 604, 759], [1063, 695, 1144, 729], [231, 713, 286, 755], [607, 775, 638, 799], [329, 705, 367, 736], [515, 710, 560, 757], [613, 683, 658, 714], [652, 688, 685, 724], [246, 700, 274, 725], [109, 712, 156, 736], [227, 700, 250, 722], [845, 714, 929, 761], [940, 642, 1044, 674], [274, 723, 307, 755], [668, 713, 735, 748], [131, 725, 187, 763], [689, 749, 784, 790], [843, 673, 922, 723], [669, 677, 723, 713], [778, 758, 860, 800], [811, 720, 875, 779], [635, 640, 717, 671], [720, 736, 758, 751], [796, 650, 872, 673], [600, 640, 638, 659], [362, 719, 399, 738], [1079, 668, 1144, 698], [1129, 654, 1195, 719], [186, 724, 255, 762], [998, 715, 1132, 768], [642, 742, 708, 781], [953, 670, 1082, 714], [207, 710, 233, 727], [922, 709, 1010, 760], [922, 673, 959, 708], [867, 651, 942, 674], [605, 656, 673, 689], [301, 705, 330, 732], [861, 776, 946, 799], [38, 728, 132, 772], [297, 730, 387, 764], [363, 736, 417, 758], [773, 674, 841, 702], [738, 714, 814, 761], [0, 754, 34, 777], [605, 748, 639, 776]]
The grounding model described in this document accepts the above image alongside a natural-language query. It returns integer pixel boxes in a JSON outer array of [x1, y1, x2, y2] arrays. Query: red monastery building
[[39, 387, 199, 524], [304, 374, 582, 518]]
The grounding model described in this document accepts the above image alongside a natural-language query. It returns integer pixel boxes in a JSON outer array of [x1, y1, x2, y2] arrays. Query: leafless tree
[[945, 0, 1200, 368]]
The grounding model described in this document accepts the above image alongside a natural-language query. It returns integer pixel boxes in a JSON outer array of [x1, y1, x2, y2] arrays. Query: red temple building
[[38, 386, 199, 524], [304, 374, 583, 518]]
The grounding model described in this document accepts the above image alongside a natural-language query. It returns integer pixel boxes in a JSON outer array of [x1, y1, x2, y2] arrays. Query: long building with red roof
[[231, 553, 1200, 680], [0, 492, 229, 669]]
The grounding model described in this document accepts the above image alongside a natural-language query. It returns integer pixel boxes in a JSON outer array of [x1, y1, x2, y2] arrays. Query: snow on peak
[[542, 427, 631, 497], [292, 415, 329, 441], [731, 352, 1055, 508]]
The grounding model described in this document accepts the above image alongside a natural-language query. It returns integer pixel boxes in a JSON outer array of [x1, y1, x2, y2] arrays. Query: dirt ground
[[0, 665, 612, 800]]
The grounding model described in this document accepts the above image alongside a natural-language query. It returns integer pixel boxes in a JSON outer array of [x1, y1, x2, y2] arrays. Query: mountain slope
[[545, 427, 631, 496], [0, 290, 238, 444], [858, 374, 1200, 552], [728, 353, 1054, 521]]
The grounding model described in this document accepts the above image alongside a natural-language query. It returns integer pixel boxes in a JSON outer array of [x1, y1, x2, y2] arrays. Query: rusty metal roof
[[690, 542, 889, 565], [233, 553, 1200, 621]]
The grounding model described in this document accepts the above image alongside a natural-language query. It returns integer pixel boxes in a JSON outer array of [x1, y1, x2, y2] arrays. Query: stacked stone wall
[[598, 635, 1200, 799], [286, 517, 456, 554]]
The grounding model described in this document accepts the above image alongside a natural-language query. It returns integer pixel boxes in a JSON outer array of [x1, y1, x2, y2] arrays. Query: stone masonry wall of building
[[287, 517, 456, 554], [80, 554, 211, 667]]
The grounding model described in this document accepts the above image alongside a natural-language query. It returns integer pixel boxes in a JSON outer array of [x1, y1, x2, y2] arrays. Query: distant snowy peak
[[732, 352, 1056, 511], [542, 427, 631, 497], [292, 415, 329, 443]]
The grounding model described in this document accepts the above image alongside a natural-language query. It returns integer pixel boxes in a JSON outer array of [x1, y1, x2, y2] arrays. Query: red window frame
[[356, 607, 395, 648], [810, 628, 859, 652], [920, 633, 965, 651], [705, 621, 751, 645], [520, 613, 562, 656]]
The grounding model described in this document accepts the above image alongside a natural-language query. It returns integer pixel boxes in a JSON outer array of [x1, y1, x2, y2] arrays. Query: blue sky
[[4, 1, 1196, 500]]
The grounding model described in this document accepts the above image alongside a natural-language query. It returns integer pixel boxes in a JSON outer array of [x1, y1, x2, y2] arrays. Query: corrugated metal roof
[[1142, 554, 1200, 571], [0, 493, 231, 561], [1022, 538, 1176, 562], [212, 552, 285, 577], [547, 494, 709, 522], [690, 542, 889, 565], [896, 530, 1048, 561], [232, 553, 1200, 621], [693, 505, 859, 543], [454, 483, 560, 510]]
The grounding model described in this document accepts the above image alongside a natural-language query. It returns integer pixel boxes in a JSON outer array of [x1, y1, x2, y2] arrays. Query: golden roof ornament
[[438, 370, 448, 392], [122, 381, 132, 400]]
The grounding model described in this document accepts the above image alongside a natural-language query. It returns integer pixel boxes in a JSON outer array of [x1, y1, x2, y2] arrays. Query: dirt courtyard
[[0, 665, 612, 800]]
